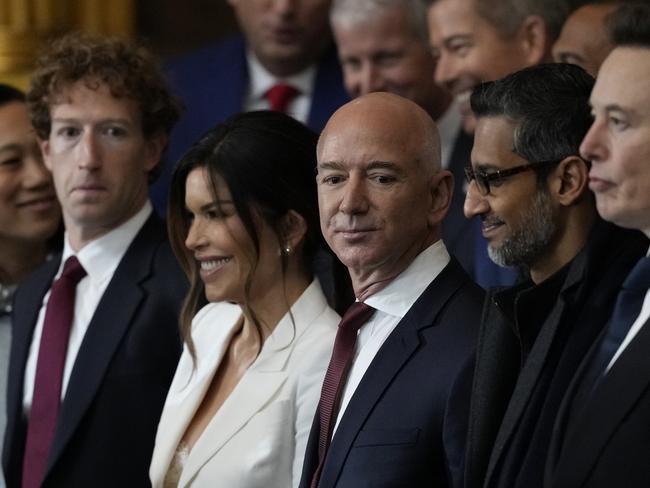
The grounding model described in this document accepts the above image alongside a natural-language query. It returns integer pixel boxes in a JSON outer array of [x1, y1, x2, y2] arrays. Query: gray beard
[[488, 189, 556, 268]]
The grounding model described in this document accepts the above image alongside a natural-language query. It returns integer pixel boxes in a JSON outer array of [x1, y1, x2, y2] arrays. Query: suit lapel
[[551, 317, 650, 487], [3, 258, 58, 477], [319, 261, 466, 486], [45, 216, 163, 473], [179, 281, 328, 486]]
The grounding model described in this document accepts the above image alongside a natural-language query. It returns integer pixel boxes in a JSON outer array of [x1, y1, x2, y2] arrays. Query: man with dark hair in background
[[150, 0, 349, 215]]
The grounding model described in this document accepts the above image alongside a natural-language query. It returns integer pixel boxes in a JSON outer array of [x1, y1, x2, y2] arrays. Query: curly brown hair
[[27, 32, 181, 143]]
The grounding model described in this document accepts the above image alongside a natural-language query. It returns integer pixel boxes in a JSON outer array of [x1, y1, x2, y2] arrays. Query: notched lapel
[[320, 260, 466, 486], [46, 216, 163, 472], [552, 317, 650, 487]]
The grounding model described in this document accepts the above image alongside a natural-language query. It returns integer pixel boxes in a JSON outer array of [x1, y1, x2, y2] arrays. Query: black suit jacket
[[3, 214, 187, 487], [461, 222, 648, 488], [546, 263, 650, 486], [299, 258, 483, 488]]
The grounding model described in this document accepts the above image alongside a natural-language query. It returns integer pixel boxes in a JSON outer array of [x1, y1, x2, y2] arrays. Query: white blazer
[[149, 280, 338, 487]]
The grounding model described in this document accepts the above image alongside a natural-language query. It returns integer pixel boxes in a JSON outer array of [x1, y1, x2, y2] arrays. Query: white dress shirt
[[244, 51, 315, 124], [606, 246, 650, 373], [22, 202, 153, 413], [333, 240, 451, 434]]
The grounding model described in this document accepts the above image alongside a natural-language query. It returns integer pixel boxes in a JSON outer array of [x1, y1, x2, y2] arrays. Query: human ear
[[552, 156, 590, 206], [518, 15, 549, 66], [40, 139, 52, 171], [428, 169, 453, 227], [279, 210, 308, 253]]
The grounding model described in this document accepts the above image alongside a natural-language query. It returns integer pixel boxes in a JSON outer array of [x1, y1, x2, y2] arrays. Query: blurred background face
[[427, 0, 534, 132], [580, 48, 650, 236], [0, 101, 60, 248], [552, 3, 617, 76], [228, 0, 332, 76], [333, 5, 447, 119], [184, 167, 283, 304]]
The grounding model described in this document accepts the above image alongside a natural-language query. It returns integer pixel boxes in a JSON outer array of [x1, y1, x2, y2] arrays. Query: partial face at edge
[[580, 47, 650, 236]]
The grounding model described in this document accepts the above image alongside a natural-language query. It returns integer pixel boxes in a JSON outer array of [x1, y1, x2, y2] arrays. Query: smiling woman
[[150, 110, 349, 488]]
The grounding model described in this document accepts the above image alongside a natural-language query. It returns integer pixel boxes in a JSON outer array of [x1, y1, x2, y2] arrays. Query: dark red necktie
[[311, 301, 375, 488], [22, 256, 86, 488], [265, 83, 299, 113]]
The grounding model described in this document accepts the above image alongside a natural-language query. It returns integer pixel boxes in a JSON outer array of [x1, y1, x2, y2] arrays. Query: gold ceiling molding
[[0, 0, 134, 88]]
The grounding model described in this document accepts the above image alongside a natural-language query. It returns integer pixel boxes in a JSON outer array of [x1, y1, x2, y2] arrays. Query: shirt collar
[[363, 240, 450, 319], [60, 201, 152, 284], [246, 50, 316, 102]]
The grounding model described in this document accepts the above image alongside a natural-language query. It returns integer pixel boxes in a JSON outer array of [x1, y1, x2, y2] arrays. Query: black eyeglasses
[[464, 159, 561, 196]]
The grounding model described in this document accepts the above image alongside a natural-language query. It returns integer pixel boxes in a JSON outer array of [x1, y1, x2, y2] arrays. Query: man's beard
[[488, 189, 556, 268]]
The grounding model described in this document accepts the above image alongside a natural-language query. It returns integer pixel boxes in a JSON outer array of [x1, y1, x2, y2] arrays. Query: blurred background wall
[[0, 0, 238, 89]]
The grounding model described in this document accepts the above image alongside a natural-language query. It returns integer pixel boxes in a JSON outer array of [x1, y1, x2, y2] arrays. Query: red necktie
[[311, 301, 375, 488], [265, 83, 299, 113], [22, 256, 86, 488]]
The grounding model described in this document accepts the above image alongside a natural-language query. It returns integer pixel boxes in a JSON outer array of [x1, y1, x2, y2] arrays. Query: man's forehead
[[592, 47, 650, 107]]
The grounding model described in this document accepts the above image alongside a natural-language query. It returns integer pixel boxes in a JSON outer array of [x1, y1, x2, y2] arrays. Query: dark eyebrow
[[199, 200, 233, 212], [0, 143, 23, 153]]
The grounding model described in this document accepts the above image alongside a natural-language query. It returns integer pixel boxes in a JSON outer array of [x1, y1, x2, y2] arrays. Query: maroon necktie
[[22, 256, 86, 488], [311, 301, 375, 488], [265, 83, 299, 113]]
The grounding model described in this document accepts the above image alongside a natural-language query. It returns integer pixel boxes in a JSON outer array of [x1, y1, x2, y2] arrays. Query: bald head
[[319, 92, 442, 176], [317, 92, 452, 295]]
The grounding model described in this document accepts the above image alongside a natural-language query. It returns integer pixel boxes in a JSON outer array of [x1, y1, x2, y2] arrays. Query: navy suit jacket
[[150, 35, 349, 214], [299, 258, 483, 488], [2, 214, 187, 488]]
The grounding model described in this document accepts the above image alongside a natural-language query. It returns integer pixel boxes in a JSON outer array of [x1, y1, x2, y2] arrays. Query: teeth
[[200, 258, 230, 271]]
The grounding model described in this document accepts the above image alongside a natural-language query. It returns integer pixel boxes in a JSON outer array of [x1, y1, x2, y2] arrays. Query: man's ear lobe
[[428, 170, 453, 227], [554, 156, 590, 206], [519, 15, 549, 66], [40, 139, 52, 171]]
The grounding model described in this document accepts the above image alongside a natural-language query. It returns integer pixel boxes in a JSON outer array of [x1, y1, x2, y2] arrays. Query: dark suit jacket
[[3, 214, 187, 488], [544, 316, 650, 488], [299, 258, 483, 488], [461, 222, 648, 488], [150, 35, 350, 214]]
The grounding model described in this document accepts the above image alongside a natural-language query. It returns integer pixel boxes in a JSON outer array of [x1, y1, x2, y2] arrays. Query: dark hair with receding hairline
[[607, 2, 650, 47], [470, 63, 595, 184]]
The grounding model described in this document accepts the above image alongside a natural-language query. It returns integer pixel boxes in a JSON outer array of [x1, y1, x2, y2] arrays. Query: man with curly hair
[[2, 33, 187, 488]]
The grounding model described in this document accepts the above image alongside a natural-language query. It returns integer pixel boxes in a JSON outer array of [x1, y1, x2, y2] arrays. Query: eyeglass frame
[[463, 159, 562, 196]]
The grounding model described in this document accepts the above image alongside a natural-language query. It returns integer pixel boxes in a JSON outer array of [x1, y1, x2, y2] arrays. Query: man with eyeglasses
[[454, 63, 648, 488]]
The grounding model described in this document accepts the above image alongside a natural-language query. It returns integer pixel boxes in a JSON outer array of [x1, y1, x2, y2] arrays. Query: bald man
[[553, 1, 621, 76], [299, 93, 483, 488]]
